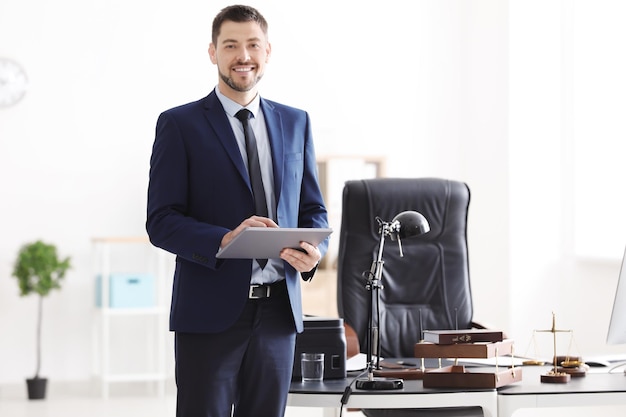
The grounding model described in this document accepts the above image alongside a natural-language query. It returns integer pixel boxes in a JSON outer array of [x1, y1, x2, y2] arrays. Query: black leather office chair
[[337, 178, 483, 417]]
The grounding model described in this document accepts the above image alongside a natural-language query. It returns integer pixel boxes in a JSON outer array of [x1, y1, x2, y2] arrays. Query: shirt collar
[[215, 87, 261, 118]]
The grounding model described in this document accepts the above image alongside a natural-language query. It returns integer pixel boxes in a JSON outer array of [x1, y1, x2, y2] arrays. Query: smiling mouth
[[233, 66, 255, 73]]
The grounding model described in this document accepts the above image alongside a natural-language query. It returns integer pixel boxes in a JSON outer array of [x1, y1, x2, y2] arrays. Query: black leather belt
[[248, 280, 286, 299]]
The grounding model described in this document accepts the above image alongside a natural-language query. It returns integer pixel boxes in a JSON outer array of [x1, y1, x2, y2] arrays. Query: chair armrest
[[344, 322, 361, 358], [471, 320, 508, 339], [471, 320, 487, 329]]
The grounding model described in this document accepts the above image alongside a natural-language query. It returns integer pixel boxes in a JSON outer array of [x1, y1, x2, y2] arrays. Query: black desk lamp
[[356, 210, 430, 390]]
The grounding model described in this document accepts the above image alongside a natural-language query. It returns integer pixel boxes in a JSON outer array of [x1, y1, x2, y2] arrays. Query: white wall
[[509, 0, 626, 360], [0, 0, 624, 385]]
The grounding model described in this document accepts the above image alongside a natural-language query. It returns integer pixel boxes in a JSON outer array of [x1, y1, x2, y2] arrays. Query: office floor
[[0, 269, 347, 417], [0, 399, 335, 417], [0, 381, 363, 417]]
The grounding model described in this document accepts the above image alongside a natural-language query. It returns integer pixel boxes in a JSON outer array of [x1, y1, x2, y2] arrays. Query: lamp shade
[[390, 211, 430, 240]]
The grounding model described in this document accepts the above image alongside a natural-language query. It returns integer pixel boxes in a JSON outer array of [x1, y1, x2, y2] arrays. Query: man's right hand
[[220, 216, 278, 249]]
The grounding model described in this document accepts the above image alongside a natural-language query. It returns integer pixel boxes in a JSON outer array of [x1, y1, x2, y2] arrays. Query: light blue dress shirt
[[215, 87, 285, 285]]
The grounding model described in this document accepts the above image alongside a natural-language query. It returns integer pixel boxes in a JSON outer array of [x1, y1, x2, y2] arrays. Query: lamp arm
[[367, 217, 409, 373], [364, 224, 387, 380], [356, 212, 429, 391], [396, 235, 404, 257]]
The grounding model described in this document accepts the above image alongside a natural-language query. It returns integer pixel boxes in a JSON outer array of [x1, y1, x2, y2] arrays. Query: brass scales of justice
[[524, 312, 587, 383]]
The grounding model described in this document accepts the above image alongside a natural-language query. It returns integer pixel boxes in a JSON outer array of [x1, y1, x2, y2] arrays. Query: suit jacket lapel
[[202, 92, 250, 189], [261, 98, 284, 205]]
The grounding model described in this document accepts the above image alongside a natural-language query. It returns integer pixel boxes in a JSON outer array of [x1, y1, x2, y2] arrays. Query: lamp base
[[355, 376, 404, 390]]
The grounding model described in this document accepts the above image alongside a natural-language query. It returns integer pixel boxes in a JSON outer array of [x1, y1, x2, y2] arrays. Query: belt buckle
[[249, 284, 270, 299]]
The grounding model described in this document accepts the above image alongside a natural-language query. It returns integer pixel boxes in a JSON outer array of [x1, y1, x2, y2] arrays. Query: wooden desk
[[289, 374, 498, 417], [497, 367, 626, 417], [289, 366, 626, 417]]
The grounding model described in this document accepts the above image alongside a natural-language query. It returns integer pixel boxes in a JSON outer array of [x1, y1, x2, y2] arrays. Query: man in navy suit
[[146, 5, 329, 417]]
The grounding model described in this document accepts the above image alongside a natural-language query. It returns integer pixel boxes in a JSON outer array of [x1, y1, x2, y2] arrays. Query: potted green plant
[[11, 240, 71, 400]]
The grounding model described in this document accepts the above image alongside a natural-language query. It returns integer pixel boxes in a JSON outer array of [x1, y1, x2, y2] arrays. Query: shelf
[[414, 339, 515, 359], [414, 339, 522, 389], [92, 237, 170, 398], [423, 365, 523, 389], [92, 236, 150, 244], [99, 307, 166, 316], [102, 373, 168, 383]]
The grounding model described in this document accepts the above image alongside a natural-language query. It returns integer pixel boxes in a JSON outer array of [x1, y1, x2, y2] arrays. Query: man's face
[[209, 20, 271, 94]]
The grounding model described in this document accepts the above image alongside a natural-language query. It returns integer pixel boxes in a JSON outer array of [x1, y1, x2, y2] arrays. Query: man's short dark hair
[[212, 5, 269, 45]]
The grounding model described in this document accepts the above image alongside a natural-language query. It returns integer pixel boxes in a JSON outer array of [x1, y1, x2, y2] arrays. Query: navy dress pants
[[174, 283, 296, 417]]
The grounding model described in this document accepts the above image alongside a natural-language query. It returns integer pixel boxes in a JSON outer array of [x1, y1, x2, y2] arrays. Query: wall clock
[[0, 57, 28, 108]]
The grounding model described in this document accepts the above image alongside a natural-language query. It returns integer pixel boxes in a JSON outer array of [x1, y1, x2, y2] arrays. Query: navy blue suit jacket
[[146, 90, 329, 334]]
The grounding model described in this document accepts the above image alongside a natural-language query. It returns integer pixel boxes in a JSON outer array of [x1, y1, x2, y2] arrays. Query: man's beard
[[219, 70, 263, 92]]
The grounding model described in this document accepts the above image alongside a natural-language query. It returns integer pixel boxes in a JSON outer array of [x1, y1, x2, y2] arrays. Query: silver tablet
[[216, 227, 333, 259]]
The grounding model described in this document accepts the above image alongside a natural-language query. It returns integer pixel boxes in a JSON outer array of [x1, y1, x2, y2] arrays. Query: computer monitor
[[607, 245, 626, 345]]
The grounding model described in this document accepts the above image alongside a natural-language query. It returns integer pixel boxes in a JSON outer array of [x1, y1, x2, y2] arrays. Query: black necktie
[[235, 109, 268, 269]]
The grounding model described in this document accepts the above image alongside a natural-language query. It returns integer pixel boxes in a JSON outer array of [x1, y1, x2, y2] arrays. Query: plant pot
[[26, 377, 47, 400]]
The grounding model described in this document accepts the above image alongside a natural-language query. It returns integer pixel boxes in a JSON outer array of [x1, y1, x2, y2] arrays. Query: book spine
[[425, 332, 502, 344]]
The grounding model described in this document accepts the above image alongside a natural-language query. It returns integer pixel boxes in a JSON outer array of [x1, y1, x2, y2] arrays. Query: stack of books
[[414, 328, 522, 388]]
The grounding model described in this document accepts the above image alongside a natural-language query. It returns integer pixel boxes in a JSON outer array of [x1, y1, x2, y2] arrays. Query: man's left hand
[[280, 241, 321, 273]]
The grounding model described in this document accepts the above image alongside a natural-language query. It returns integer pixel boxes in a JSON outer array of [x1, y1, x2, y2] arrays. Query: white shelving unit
[[315, 155, 385, 270], [92, 236, 172, 398]]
